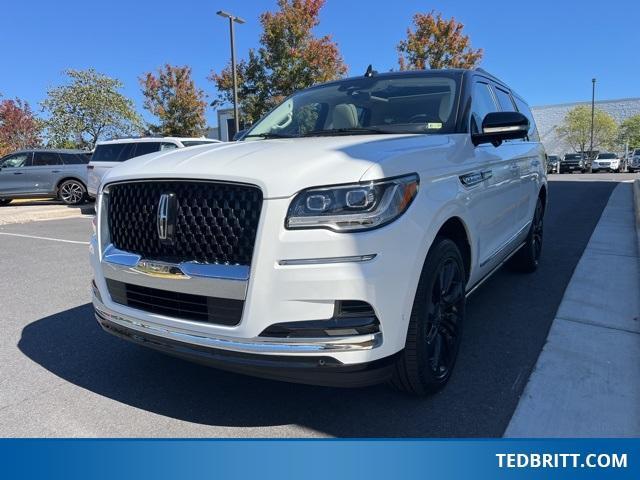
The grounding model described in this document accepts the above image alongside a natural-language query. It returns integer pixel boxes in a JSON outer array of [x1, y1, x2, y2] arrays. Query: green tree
[[619, 114, 640, 149], [397, 11, 483, 70], [0, 98, 43, 156], [41, 69, 142, 149], [140, 64, 208, 137], [557, 105, 618, 154], [209, 0, 347, 124]]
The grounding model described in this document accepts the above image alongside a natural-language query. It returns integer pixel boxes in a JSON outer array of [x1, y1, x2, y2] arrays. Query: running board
[[465, 242, 526, 298]]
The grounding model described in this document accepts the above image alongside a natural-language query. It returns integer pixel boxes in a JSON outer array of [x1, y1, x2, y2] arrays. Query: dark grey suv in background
[[0, 149, 91, 206]]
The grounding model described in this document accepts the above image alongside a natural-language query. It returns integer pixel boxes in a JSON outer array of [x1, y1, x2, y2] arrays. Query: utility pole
[[217, 10, 245, 138], [589, 78, 596, 159]]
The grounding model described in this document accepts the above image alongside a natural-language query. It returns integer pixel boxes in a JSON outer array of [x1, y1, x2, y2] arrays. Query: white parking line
[[0, 232, 90, 245]]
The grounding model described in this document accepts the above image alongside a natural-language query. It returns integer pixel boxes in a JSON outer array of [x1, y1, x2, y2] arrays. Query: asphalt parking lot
[[0, 172, 636, 437]]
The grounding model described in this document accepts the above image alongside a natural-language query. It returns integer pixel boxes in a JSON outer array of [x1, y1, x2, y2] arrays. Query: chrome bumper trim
[[93, 297, 382, 355], [102, 244, 249, 300], [278, 254, 377, 266]]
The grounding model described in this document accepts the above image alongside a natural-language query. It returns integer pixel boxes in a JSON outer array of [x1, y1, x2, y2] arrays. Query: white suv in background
[[87, 137, 221, 197], [592, 152, 622, 173], [628, 149, 640, 173], [91, 69, 547, 395]]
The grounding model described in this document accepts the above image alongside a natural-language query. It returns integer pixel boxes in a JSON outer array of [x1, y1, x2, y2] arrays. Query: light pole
[[217, 10, 245, 137], [589, 78, 596, 159]]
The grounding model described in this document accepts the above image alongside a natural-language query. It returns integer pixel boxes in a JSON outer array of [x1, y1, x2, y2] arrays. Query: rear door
[[0, 152, 33, 195], [31, 151, 64, 194]]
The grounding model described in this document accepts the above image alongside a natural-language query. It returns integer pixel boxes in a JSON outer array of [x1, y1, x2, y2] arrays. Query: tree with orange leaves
[[210, 0, 347, 124], [140, 64, 208, 137], [398, 11, 483, 70]]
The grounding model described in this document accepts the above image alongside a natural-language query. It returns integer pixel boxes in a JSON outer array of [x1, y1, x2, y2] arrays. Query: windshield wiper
[[301, 127, 393, 137], [243, 132, 298, 139]]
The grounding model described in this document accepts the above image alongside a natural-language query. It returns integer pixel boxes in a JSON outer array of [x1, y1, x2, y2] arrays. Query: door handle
[[51, 170, 62, 173], [13, 172, 24, 175]]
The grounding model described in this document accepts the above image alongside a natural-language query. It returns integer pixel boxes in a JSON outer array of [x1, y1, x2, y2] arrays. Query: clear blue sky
[[1, 0, 638, 126]]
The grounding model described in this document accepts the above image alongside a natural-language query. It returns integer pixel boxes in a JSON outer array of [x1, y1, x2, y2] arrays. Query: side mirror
[[472, 111, 529, 147]]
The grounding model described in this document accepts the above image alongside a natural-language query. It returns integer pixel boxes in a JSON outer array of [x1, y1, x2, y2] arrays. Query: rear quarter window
[[134, 142, 162, 156], [61, 153, 90, 164]]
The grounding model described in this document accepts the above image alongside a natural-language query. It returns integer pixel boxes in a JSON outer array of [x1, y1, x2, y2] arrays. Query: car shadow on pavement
[[17, 179, 621, 437]]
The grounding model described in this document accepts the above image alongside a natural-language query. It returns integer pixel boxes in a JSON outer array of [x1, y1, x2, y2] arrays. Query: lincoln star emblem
[[157, 193, 177, 244]]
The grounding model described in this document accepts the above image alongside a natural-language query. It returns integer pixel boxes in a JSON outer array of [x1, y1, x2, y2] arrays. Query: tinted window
[[470, 82, 498, 134], [60, 153, 90, 164], [33, 152, 62, 166], [180, 140, 217, 147], [91, 143, 137, 162], [1, 152, 30, 168], [494, 88, 516, 112], [597, 153, 617, 159], [513, 96, 540, 142], [564, 154, 582, 160], [134, 142, 162, 156]]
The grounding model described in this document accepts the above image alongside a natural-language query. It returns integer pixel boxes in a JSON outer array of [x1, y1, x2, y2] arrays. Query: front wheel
[[509, 197, 544, 273], [391, 237, 466, 396], [58, 180, 86, 205]]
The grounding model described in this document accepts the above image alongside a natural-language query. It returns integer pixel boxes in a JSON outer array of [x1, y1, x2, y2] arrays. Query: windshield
[[244, 73, 460, 139], [548, 155, 559, 161], [597, 153, 617, 159], [564, 154, 582, 160]]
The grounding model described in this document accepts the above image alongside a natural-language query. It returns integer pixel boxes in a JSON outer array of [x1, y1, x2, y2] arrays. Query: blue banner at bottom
[[0, 439, 637, 479]]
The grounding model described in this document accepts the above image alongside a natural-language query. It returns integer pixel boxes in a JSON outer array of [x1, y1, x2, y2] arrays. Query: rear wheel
[[58, 180, 86, 205], [509, 197, 544, 273], [391, 237, 465, 396], [0, 198, 12, 206]]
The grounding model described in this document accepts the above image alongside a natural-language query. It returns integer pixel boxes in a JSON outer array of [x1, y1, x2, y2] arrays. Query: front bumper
[[94, 295, 396, 387]]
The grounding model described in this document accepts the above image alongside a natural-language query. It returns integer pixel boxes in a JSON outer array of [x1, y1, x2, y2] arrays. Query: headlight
[[286, 174, 419, 232]]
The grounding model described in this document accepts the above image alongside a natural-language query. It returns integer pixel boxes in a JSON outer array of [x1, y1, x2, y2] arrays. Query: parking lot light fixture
[[589, 78, 596, 160], [217, 10, 245, 137]]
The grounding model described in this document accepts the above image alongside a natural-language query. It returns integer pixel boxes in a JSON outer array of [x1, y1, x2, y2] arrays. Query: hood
[[102, 134, 454, 198]]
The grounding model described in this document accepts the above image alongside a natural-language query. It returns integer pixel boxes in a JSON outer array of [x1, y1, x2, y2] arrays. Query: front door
[[0, 152, 33, 195], [466, 80, 521, 276]]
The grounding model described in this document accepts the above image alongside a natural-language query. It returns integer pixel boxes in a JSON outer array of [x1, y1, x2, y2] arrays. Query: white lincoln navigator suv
[[90, 69, 547, 395]]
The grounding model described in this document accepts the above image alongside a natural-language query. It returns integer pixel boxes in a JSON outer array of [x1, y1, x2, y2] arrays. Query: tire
[[509, 197, 544, 273], [390, 237, 466, 396], [58, 179, 86, 205], [0, 198, 12, 206]]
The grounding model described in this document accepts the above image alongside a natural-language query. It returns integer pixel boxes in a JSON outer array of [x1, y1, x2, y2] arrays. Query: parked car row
[[0, 137, 221, 206], [547, 150, 639, 174]]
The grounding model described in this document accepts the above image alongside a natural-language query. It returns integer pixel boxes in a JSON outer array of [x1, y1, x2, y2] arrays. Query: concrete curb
[[505, 182, 640, 437], [634, 179, 640, 254]]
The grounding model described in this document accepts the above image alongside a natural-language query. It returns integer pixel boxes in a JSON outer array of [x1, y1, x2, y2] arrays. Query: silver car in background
[[0, 149, 91, 206]]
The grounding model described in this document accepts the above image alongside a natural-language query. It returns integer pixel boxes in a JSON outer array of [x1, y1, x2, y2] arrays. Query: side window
[[33, 152, 62, 166], [160, 142, 179, 151], [1, 152, 31, 168], [494, 87, 517, 112], [513, 97, 540, 142], [133, 142, 162, 157], [470, 82, 498, 134], [60, 153, 85, 165]]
